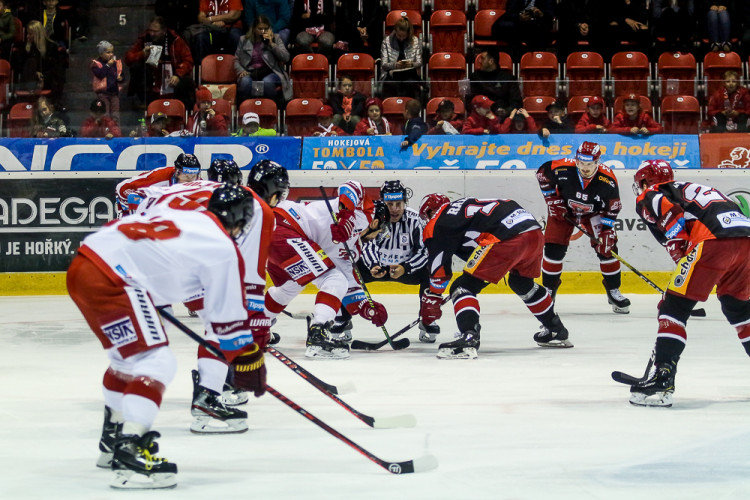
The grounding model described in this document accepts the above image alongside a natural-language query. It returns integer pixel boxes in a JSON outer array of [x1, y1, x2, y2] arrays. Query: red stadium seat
[[703, 51, 742, 98], [425, 96, 465, 118], [613, 94, 653, 118], [519, 51, 559, 98], [0, 59, 11, 111], [610, 51, 651, 99], [429, 10, 467, 54], [290, 53, 329, 99], [385, 10, 423, 37], [147, 99, 187, 131], [388, 0, 424, 11], [565, 51, 604, 98], [336, 53, 375, 96], [381, 96, 412, 132], [476, 0, 507, 8], [657, 52, 697, 97], [199, 54, 238, 104], [522, 96, 557, 127], [238, 98, 278, 129], [428, 52, 466, 98], [433, 0, 467, 9], [284, 98, 324, 136], [472, 10, 505, 52], [661, 95, 700, 133], [8, 102, 33, 138]]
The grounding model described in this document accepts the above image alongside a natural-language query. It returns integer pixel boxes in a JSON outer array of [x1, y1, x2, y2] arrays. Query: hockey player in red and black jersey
[[536, 141, 631, 313], [418, 193, 572, 359], [626, 159, 750, 407]]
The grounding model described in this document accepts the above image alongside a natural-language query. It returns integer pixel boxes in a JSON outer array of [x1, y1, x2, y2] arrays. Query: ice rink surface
[[2, 292, 750, 500]]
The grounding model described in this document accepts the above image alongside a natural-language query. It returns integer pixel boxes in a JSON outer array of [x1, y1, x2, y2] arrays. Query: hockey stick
[[565, 217, 706, 317], [281, 310, 314, 321], [612, 348, 655, 385], [159, 307, 227, 360], [267, 347, 416, 428], [351, 297, 451, 351], [319, 186, 409, 350], [267, 346, 354, 395], [267, 384, 437, 474]]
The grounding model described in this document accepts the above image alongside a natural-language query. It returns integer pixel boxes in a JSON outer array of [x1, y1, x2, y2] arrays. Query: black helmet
[[373, 199, 389, 227], [174, 153, 201, 175], [207, 184, 254, 236], [208, 159, 242, 185], [380, 180, 410, 202], [247, 159, 290, 205]]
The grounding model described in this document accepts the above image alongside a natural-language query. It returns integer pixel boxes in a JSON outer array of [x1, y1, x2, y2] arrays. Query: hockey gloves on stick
[[665, 239, 688, 264], [546, 197, 567, 219], [419, 292, 443, 325], [330, 209, 356, 244], [232, 343, 266, 397], [595, 229, 617, 257]]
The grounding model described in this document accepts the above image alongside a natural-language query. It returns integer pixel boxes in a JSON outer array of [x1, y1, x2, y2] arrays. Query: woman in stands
[[380, 17, 423, 100], [11, 20, 66, 103]]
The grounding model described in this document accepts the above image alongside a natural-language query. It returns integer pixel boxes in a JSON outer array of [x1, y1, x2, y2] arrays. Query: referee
[[331, 180, 441, 343]]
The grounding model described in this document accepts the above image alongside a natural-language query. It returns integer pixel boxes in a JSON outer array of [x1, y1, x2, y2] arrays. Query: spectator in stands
[[31, 96, 72, 138], [400, 99, 427, 149], [91, 40, 124, 123], [80, 98, 122, 138], [610, 94, 663, 135], [41, 0, 70, 50], [330, 75, 367, 135], [555, 0, 609, 59], [186, 0, 243, 64], [0, 0, 16, 60], [124, 16, 196, 112], [651, 0, 697, 53], [704, 1, 733, 52], [234, 15, 292, 105], [463, 95, 502, 135], [233, 111, 276, 136], [575, 96, 610, 134], [11, 20, 66, 103], [290, 0, 335, 58], [354, 97, 393, 135], [602, 0, 650, 58], [380, 17, 423, 100], [539, 101, 574, 138], [333, 0, 384, 59], [707, 70, 750, 132], [147, 111, 171, 137], [155, 0, 200, 35], [492, 0, 555, 55], [500, 108, 538, 134], [427, 99, 463, 135], [468, 49, 523, 122], [311, 104, 347, 136], [243, 0, 291, 45], [187, 86, 229, 136]]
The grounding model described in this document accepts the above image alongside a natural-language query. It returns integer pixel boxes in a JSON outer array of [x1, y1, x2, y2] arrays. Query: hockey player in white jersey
[[67, 185, 265, 489], [265, 180, 389, 359]]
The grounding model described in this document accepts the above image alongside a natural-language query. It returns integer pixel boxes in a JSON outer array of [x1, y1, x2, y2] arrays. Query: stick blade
[[383, 454, 439, 474], [409, 454, 439, 473], [372, 414, 417, 429], [391, 338, 410, 350], [611, 370, 643, 385], [691, 308, 707, 317], [332, 381, 357, 395], [350, 339, 383, 351]]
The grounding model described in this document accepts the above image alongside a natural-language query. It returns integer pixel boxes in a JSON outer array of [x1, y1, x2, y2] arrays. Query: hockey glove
[[247, 311, 272, 351], [419, 292, 443, 325], [231, 344, 266, 397], [595, 229, 617, 257], [546, 197, 568, 219], [356, 300, 388, 327], [330, 209, 356, 244], [665, 239, 688, 264]]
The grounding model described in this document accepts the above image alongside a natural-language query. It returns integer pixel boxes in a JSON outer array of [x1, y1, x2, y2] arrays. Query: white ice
[[2, 292, 750, 500]]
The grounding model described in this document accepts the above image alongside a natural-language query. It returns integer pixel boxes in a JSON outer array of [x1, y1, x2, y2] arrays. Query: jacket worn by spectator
[[707, 85, 750, 121], [233, 32, 292, 101], [402, 116, 428, 146], [91, 57, 123, 96], [575, 112, 611, 133], [80, 116, 123, 138], [468, 67, 523, 113], [610, 110, 663, 134], [124, 27, 194, 94], [427, 111, 463, 135], [462, 110, 502, 135]]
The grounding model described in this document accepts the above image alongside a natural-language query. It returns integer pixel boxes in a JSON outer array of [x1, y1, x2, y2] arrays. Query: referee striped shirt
[[361, 207, 428, 273]]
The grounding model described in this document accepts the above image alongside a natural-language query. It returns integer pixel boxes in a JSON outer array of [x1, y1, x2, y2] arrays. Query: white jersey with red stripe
[[80, 207, 253, 353], [115, 166, 177, 216]]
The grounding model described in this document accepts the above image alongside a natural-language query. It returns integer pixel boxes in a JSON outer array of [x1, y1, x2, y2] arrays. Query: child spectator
[[233, 111, 277, 136], [90, 40, 124, 123], [354, 97, 393, 135], [80, 99, 122, 138], [187, 86, 229, 136], [500, 108, 538, 133], [147, 112, 170, 137], [575, 96, 610, 134], [312, 105, 347, 136], [539, 101, 574, 138], [31, 96, 72, 138], [707, 70, 750, 133], [329, 76, 367, 135], [462, 95, 502, 135], [427, 99, 463, 135], [400, 99, 428, 148], [610, 94, 663, 135]]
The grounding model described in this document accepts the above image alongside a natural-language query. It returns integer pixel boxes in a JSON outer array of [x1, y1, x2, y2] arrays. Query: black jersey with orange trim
[[536, 158, 622, 222], [636, 181, 750, 250], [423, 198, 541, 285]]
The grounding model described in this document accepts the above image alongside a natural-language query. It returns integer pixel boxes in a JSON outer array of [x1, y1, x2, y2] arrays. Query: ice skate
[[305, 322, 350, 359], [221, 382, 248, 406], [533, 315, 573, 348], [604, 281, 630, 314], [418, 321, 440, 343], [96, 406, 122, 468], [330, 317, 353, 343], [437, 326, 480, 359], [111, 431, 177, 489], [629, 358, 678, 408], [190, 370, 248, 433]]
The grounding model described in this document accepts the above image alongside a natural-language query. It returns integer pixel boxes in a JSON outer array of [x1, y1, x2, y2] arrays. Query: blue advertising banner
[[300, 134, 701, 170], [0, 136, 302, 172]]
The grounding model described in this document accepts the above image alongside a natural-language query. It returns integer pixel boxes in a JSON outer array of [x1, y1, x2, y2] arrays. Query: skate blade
[[535, 339, 574, 348], [418, 334, 437, 344], [436, 347, 478, 359], [221, 390, 249, 406], [629, 392, 673, 408], [96, 451, 113, 469], [609, 301, 630, 314], [330, 332, 353, 343], [111, 470, 177, 489], [190, 416, 249, 434], [305, 345, 350, 359]]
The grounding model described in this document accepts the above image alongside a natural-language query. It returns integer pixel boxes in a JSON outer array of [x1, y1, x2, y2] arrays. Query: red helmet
[[419, 193, 450, 221], [634, 159, 673, 193], [575, 141, 602, 162]]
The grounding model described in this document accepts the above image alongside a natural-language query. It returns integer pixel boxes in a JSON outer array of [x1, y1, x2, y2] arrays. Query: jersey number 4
[[117, 219, 181, 240]]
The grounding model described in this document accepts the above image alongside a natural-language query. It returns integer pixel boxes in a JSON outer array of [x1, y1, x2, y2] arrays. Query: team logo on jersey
[[597, 175, 615, 188], [718, 211, 750, 229], [501, 209, 535, 228], [285, 261, 311, 280], [102, 317, 137, 347], [400, 233, 409, 246], [671, 246, 700, 290], [568, 200, 594, 214]]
